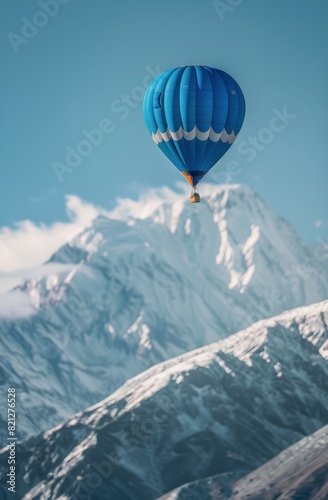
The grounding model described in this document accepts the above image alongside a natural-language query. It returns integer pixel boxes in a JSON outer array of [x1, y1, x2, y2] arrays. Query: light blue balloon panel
[[143, 65, 245, 188]]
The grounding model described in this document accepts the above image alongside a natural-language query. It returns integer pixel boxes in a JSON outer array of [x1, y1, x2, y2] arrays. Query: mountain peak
[[64, 182, 315, 296], [107, 183, 250, 230]]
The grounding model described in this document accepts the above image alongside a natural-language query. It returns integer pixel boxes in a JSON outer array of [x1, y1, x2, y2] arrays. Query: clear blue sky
[[1, 0, 327, 243]]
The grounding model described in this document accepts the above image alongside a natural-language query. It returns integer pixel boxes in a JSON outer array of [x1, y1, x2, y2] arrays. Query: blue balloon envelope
[[143, 65, 245, 190]]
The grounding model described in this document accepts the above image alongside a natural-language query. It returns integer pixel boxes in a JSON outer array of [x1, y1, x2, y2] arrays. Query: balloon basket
[[190, 187, 200, 204]]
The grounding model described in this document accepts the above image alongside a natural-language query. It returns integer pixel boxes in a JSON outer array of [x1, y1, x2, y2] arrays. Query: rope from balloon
[[180, 171, 201, 203]]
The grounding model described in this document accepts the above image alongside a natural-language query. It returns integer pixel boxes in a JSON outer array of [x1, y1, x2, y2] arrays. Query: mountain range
[[1, 184, 327, 440], [0, 299, 327, 499]]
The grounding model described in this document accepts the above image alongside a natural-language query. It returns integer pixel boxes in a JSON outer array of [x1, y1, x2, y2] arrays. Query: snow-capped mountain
[[232, 423, 328, 499], [159, 423, 328, 500], [0, 184, 328, 438], [1, 300, 327, 500]]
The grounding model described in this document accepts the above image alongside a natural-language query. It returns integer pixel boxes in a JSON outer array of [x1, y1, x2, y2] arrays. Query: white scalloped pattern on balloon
[[151, 126, 236, 145]]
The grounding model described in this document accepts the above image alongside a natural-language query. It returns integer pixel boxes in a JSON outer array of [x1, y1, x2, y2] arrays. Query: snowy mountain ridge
[[1, 299, 327, 500], [159, 424, 328, 499], [31, 299, 328, 425]]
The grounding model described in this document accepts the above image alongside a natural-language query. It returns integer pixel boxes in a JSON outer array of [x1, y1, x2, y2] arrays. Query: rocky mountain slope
[[1, 300, 327, 499], [160, 423, 328, 500]]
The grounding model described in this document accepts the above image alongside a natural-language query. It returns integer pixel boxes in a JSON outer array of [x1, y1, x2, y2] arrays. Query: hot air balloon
[[143, 65, 245, 203]]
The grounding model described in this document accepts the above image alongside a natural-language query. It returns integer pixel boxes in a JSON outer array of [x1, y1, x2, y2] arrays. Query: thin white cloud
[[0, 184, 241, 274], [315, 219, 324, 228], [108, 184, 187, 221], [0, 195, 103, 273], [0, 263, 75, 294], [0, 290, 35, 319]]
